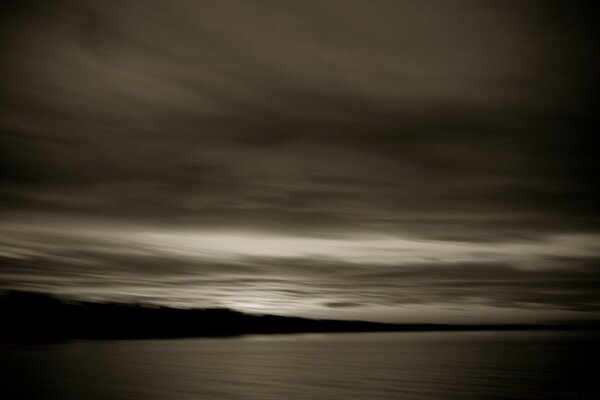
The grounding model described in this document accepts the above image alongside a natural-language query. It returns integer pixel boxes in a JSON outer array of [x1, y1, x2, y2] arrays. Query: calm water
[[1, 331, 599, 400]]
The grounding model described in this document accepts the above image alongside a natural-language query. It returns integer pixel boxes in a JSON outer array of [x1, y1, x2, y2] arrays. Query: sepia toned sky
[[1, 0, 598, 323]]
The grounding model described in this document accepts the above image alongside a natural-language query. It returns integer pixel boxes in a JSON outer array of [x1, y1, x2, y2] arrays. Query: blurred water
[[1, 331, 599, 400]]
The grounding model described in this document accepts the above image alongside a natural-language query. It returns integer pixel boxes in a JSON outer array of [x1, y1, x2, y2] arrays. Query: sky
[[0, 0, 598, 323]]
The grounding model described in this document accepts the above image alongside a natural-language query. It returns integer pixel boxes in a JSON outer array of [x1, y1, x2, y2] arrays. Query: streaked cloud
[[1, 223, 599, 321]]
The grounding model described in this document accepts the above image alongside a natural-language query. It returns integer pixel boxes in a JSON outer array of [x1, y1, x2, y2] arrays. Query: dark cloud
[[324, 302, 367, 309], [1, 1, 598, 321]]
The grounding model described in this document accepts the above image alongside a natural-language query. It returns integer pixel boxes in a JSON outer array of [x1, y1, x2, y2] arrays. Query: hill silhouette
[[1, 291, 597, 341]]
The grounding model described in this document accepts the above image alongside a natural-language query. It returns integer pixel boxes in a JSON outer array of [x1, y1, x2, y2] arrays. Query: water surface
[[1, 331, 598, 400]]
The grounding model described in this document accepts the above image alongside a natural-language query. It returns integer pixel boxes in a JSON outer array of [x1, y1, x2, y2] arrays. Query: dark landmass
[[1, 291, 598, 342]]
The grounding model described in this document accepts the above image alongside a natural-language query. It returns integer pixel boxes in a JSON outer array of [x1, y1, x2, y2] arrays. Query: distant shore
[[1, 291, 598, 342]]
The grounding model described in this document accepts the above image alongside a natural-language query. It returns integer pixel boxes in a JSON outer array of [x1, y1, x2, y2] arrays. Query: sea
[[1, 331, 599, 400]]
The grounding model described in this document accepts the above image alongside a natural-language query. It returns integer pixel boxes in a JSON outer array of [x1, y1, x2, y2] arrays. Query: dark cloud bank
[[1, 1, 598, 322]]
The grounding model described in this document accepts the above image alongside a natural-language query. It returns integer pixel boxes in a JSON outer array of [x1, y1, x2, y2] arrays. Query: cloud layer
[[1, 223, 599, 322], [1, 1, 598, 322]]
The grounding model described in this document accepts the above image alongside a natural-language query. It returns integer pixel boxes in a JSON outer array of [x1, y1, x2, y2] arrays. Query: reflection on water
[[1, 331, 599, 400]]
